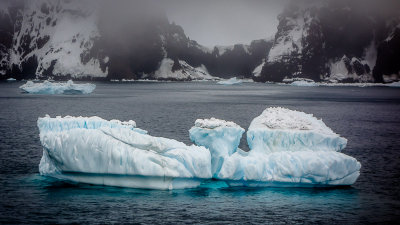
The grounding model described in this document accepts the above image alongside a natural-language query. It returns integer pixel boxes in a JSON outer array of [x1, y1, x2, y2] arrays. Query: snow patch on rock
[[154, 58, 215, 80], [10, 0, 108, 78]]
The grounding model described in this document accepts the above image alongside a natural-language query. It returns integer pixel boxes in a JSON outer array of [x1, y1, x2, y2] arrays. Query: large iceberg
[[37, 107, 360, 190], [189, 107, 361, 187], [38, 116, 211, 190], [20, 80, 95, 94]]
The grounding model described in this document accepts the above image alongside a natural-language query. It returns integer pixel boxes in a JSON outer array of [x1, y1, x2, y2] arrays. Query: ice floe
[[20, 80, 95, 94]]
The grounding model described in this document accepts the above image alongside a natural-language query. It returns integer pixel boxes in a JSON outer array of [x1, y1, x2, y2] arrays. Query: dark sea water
[[1, 81, 400, 224]]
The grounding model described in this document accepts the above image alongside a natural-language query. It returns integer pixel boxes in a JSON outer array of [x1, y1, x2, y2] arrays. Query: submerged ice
[[189, 107, 360, 187], [38, 116, 211, 190], [20, 80, 95, 94], [38, 107, 361, 189]]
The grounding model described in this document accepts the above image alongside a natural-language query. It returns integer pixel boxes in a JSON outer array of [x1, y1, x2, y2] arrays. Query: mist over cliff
[[0, 0, 399, 82]]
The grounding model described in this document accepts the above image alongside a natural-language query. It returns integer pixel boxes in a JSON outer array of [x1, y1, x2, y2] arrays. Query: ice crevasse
[[38, 116, 212, 190], [190, 107, 361, 187]]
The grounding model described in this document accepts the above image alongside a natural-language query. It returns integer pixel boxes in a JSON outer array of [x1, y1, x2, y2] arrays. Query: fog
[[160, 0, 287, 47], [96, 0, 399, 47], [3, 0, 400, 47]]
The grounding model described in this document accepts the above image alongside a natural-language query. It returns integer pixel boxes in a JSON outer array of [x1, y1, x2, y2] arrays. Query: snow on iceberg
[[190, 107, 361, 187], [20, 80, 95, 94], [247, 107, 347, 153], [189, 118, 245, 177], [38, 116, 211, 190], [217, 77, 243, 85]]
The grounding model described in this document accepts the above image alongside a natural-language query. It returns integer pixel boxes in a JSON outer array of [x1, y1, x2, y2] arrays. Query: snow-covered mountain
[[256, 0, 400, 83], [1, 0, 398, 83], [0, 0, 271, 81], [0, 0, 208, 81], [1, 0, 110, 80]]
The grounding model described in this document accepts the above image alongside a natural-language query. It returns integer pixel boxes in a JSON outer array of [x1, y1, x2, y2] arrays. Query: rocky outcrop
[[256, 0, 400, 83], [209, 39, 273, 79], [373, 26, 400, 82]]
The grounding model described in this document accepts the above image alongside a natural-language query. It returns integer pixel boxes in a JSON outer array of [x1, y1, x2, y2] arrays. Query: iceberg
[[38, 116, 211, 190], [20, 80, 95, 94], [290, 80, 317, 86], [37, 107, 360, 189], [217, 77, 243, 85], [6, 78, 16, 82], [387, 81, 400, 87], [189, 107, 361, 187], [282, 78, 317, 86]]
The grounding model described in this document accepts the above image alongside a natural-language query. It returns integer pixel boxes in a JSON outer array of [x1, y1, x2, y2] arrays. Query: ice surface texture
[[189, 107, 361, 187], [247, 107, 348, 153], [38, 116, 211, 190], [189, 118, 245, 177], [20, 80, 95, 94]]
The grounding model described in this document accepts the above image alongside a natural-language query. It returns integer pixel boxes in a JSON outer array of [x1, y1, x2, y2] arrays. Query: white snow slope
[[154, 58, 216, 80]]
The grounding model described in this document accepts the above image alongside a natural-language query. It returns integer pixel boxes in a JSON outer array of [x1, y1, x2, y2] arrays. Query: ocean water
[[0, 81, 400, 224]]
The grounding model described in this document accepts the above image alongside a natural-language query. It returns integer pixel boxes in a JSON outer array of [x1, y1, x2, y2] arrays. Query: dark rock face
[[257, 0, 400, 83], [209, 40, 272, 79], [373, 27, 400, 82], [0, 2, 20, 77]]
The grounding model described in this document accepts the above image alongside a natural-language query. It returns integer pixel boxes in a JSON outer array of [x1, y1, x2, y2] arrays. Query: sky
[[161, 0, 287, 47]]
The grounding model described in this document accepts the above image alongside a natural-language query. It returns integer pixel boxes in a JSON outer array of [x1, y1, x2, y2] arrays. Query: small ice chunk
[[290, 80, 317, 86], [20, 80, 95, 94], [387, 81, 400, 87], [217, 77, 243, 85]]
